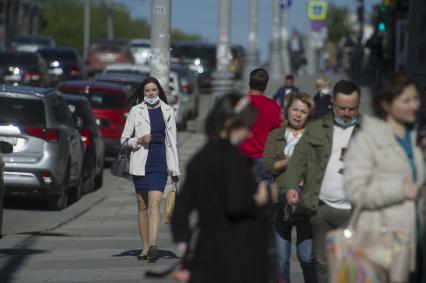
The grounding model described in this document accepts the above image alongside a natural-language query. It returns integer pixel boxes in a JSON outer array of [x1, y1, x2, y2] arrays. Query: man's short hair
[[333, 80, 361, 98], [285, 75, 294, 81], [249, 68, 269, 92]]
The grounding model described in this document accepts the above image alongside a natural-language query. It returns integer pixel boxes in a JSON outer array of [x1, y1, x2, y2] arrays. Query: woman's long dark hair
[[205, 93, 258, 140], [127, 77, 168, 107]]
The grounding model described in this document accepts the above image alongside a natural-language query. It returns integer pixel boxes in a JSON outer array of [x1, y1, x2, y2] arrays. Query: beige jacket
[[344, 116, 425, 271], [120, 100, 180, 176]]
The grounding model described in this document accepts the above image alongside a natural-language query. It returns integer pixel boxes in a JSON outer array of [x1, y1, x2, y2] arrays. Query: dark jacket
[[171, 139, 272, 283], [273, 86, 300, 109], [313, 93, 332, 119], [282, 113, 360, 212]]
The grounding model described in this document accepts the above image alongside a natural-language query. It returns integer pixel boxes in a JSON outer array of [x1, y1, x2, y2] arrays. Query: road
[[0, 74, 372, 282]]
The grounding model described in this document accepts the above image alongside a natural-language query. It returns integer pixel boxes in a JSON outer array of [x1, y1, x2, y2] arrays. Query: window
[[0, 97, 46, 127]]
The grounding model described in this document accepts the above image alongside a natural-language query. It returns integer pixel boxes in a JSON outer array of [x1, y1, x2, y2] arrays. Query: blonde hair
[[284, 92, 316, 120], [315, 77, 331, 89]]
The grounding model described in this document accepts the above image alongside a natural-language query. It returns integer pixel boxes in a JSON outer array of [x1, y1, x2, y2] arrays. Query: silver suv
[[0, 86, 84, 210]]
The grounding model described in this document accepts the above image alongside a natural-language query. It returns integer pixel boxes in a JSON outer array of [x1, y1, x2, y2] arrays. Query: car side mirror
[[0, 141, 13, 154]]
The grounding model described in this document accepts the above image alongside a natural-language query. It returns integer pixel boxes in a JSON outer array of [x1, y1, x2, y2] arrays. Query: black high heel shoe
[[147, 246, 159, 263]]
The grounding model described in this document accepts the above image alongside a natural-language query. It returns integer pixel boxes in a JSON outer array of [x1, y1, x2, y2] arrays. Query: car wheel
[[47, 181, 68, 211], [83, 169, 96, 194], [69, 176, 82, 204], [95, 167, 103, 190]]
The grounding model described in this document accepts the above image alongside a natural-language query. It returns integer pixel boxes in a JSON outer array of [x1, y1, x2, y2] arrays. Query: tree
[[325, 4, 352, 43], [40, 0, 202, 53]]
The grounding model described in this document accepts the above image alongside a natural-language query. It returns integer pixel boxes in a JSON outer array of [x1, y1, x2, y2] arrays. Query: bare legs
[[136, 190, 163, 256]]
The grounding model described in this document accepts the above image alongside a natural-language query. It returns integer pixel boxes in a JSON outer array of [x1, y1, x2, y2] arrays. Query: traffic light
[[374, 4, 388, 33]]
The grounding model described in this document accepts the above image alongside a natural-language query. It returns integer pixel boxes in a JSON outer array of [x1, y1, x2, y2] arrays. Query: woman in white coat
[[121, 77, 180, 263], [344, 72, 425, 283]]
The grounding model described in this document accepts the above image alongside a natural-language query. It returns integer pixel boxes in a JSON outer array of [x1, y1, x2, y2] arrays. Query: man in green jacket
[[283, 80, 361, 283]]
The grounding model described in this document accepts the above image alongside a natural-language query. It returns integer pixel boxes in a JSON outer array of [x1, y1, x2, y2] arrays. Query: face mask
[[334, 116, 358, 129], [321, 88, 331, 95], [144, 96, 160, 106]]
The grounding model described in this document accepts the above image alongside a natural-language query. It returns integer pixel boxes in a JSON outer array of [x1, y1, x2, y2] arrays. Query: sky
[[124, 0, 381, 63]]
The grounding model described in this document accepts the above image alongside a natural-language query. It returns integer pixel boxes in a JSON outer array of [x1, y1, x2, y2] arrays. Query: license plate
[[48, 68, 63, 75], [4, 75, 21, 82], [0, 136, 17, 145]]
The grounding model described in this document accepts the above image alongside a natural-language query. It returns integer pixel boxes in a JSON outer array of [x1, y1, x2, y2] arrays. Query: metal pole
[[83, 0, 91, 60], [210, 0, 234, 105], [150, 0, 171, 94], [270, 0, 283, 84], [280, 4, 290, 75], [107, 0, 114, 40], [243, 0, 258, 83], [2, 0, 7, 49], [216, 0, 232, 73]]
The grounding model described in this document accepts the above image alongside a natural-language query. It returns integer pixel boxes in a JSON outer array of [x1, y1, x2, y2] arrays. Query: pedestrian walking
[[273, 74, 300, 109], [344, 72, 425, 283], [313, 78, 332, 119], [121, 77, 180, 263], [263, 92, 317, 283], [171, 93, 278, 283], [240, 68, 282, 183], [283, 80, 362, 283]]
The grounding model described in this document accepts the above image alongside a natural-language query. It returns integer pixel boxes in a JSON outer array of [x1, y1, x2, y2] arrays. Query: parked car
[[63, 94, 105, 193], [87, 39, 134, 76], [171, 42, 216, 89], [58, 81, 130, 160], [128, 38, 151, 65], [0, 86, 84, 210], [0, 51, 51, 87], [37, 47, 86, 84], [0, 141, 13, 236], [11, 35, 56, 52], [102, 63, 199, 129], [94, 72, 148, 96]]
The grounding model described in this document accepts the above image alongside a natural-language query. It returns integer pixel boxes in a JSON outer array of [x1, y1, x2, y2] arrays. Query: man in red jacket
[[240, 68, 282, 183]]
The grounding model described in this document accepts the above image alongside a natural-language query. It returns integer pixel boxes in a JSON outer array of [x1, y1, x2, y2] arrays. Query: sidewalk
[[0, 132, 206, 283]]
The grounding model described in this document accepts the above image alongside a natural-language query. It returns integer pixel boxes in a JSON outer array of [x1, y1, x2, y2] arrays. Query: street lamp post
[[150, 0, 171, 94], [270, 0, 283, 84], [280, 1, 290, 75], [243, 0, 258, 83], [210, 0, 234, 106], [107, 0, 114, 40], [83, 0, 91, 61]]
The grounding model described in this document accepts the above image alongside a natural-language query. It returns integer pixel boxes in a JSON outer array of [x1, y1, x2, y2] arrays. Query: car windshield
[[39, 50, 78, 62], [92, 44, 126, 52], [0, 53, 38, 67], [16, 37, 51, 45], [172, 46, 215, 61], [86, 91, 126, 109], [0, 97, 46, 126]]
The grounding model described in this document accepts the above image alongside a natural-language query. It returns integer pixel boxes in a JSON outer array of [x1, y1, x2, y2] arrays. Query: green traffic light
[[378, 22, 386, 32]]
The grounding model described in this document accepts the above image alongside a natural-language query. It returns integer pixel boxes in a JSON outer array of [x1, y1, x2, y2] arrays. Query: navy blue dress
[[133, 107, 168, 192]]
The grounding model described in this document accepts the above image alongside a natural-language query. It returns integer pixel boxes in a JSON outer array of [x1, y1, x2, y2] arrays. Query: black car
[[171, 42, 216, 89], [63, 94, 105, 193], [0, 51, 51, 87], [38, 47, 85, 84]]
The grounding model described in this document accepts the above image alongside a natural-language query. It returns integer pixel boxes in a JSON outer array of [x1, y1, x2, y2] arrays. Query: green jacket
[[262, 125, 287, 187], [282, 113, 360, 213]]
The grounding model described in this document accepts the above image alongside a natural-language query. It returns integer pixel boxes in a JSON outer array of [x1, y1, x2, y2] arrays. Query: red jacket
[[240, 93, 282, 158]]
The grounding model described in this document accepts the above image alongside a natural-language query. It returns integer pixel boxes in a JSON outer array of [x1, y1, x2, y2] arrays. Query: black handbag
[[110, 138, 130, 178], [275, 192, 309, 226]]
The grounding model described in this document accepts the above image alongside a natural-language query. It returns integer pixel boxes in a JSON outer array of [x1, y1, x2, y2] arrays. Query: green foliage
[[40, 0, 202, 53], [325, 4, 352, 43]]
